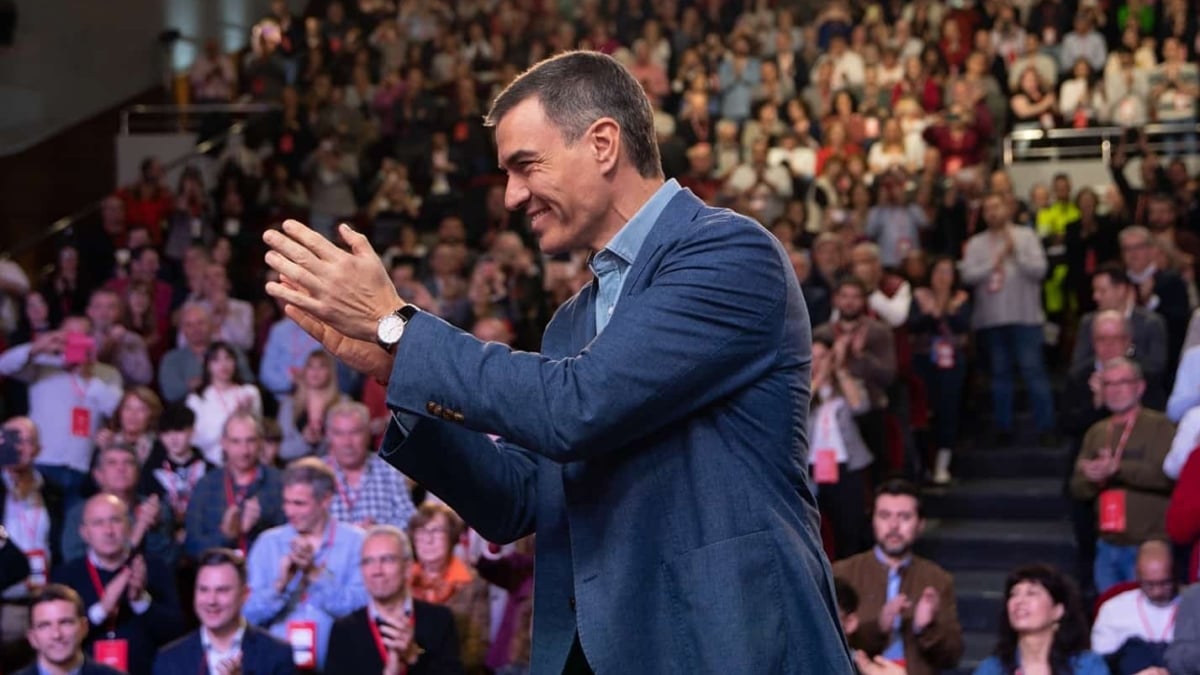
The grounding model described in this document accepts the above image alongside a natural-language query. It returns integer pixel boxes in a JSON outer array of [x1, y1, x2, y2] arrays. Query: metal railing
[[119, 102, 281, 135], [1002, 121, 1200, 165]]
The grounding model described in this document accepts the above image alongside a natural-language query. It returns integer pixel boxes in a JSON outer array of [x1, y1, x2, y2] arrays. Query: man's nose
[[504, 177, 530, 212]]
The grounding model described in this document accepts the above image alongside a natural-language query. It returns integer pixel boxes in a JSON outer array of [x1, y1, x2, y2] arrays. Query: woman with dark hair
[[908, 256, 971, 484], [973, 564, 1108, 675], [185, 341, 262, 465]]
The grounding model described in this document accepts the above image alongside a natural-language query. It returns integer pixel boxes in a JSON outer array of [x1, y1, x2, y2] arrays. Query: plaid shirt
[[325, 454, 416, 529], [184, 464, 285, 558]]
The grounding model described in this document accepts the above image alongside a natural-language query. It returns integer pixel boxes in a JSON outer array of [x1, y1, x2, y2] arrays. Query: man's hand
[[126, 555, 148, 602], [854, 651, 907, 675], [130, 495, 160, 547], [380, 619, 416, 675], [100, 566, 133, 616], [239, 497, 261, 534], [878, 593, 911, 633], [912, 586, 940, 633], [215, 652, 242, 675], [1081, 451, 1120, 483], [220, 504, 242, 541], [263, 221, 403, 343], [1132, 667, 1169, 675]]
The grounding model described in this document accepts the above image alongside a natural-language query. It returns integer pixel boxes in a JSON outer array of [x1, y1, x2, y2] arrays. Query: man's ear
[[844, 611, 860, 637], [587, 117, 621, 174]]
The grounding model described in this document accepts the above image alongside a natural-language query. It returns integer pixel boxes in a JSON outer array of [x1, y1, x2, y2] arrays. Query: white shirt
[[2, 470, 51, 598], [187, 384, 263, 465], [86, 549, 151, 627], [202, 620, 247, 675], [1091, 588, 1178, 655], [869, 282, 913, 329], [1165, 405, 1200, 478]]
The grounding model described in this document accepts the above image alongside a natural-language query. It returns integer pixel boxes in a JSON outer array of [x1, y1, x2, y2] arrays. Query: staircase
[[917, 439, 1076, 674]]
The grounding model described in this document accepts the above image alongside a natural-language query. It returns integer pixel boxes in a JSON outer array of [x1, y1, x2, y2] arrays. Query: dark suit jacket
[[326, 603, 463, 675], [152, 625, 295, 675], [380, 188, 854, 673], [14, 657, 126, 675], [0, 539, 30, 588], [50, 554, 186, 675], [1150, 269, 1191, 373], [1072, 308, 1169, 380]]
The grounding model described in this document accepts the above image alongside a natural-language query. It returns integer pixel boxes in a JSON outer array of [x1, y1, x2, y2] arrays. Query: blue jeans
[[1094, 539, 1139, 594], [983, 324, 1055, 432], [35, 463, 89, 512], [915, 351, 967, 449]]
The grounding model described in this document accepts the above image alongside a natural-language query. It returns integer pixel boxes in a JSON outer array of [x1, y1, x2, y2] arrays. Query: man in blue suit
[[153, 548, 294, 675], [262, 50, 853, 674]]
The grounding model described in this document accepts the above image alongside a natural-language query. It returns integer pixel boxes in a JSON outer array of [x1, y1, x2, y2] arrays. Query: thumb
[[284, 304, 327, 341], [339, 223, 373, 256]]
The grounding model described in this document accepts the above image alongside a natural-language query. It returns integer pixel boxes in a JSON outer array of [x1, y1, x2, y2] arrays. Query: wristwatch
[[376, 305, 420, 354]]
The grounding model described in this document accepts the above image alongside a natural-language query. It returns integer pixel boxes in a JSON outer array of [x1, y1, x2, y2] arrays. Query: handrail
[[1003, 121, 1200, 165], [120, 102, 281, 134], [1, 112, 272, 263]]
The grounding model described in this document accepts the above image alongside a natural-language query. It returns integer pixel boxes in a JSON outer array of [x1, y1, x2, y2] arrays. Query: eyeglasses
[[1101, 378, 1140, 387], [360, 554, 405, 567], [1141, 579, 1175, 590], [413, 526, 449, 538]]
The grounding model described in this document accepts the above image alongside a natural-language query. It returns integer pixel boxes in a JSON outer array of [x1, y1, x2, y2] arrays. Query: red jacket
[[1165, 445, 1200, 581]]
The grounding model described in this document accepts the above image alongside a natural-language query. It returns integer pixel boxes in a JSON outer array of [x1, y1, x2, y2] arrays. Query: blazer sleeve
[[324, 616, 357, 675], [0, 539, 30, 589], [383, 219, 793, 463]]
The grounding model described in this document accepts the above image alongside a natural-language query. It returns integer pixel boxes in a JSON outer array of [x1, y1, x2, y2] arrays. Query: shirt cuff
[[88, 602, 109, 626], [130, 592, 152, 615]]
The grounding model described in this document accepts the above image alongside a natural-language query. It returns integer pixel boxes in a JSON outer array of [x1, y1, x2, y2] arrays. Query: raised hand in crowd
[[130, 494, 161, 548], [239, 496, 262, 534], [380, 618, 418, 675], [912, 586, 941, 633], [126, 554, 148, 602], [878, 592, 911, 634], [99, 565, 133, 616]]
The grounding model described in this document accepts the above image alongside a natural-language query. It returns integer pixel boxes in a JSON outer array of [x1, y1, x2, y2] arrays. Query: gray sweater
[[959, 224, 1047, 330]]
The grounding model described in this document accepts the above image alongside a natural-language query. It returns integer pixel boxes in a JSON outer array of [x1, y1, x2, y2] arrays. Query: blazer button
[[426, 401, 439, 414]]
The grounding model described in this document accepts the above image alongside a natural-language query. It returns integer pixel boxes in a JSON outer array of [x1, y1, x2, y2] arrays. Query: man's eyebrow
[[499, 149, 537, 170]]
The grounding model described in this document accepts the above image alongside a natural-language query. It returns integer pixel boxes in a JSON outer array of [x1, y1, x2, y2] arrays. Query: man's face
[[203, 265, 230, 297], [1053, 177, 1071, 203], [495, 97, 607, 256], [1091, 276, 1129, 311], [850, 251, 881, 288], [92, 450, 138, 494], [872, 494, 921, 558], [834, 285, 866, 321], [1121, 234, 1154, 272], [2, 418, 39, 469], [160, 427, 194, 457], [1092, 320, 1132, 362], [360, 534, 408, 601], [1100, 364, 1144, 412], [982, 195, 1010, 229], [326, 413, 369, 470], [180, 308, 213, 348], [1148, 199, 1176, 230], [86, 291, 121, 329], [134, 250, 160, 282], [1138, 556, 1176, 605], [80, 498, 131, 560], [283, 483, 329, 535], [27, 600, 86, 667], [195, 563, 247, 633], [222, 418, 262, 473]]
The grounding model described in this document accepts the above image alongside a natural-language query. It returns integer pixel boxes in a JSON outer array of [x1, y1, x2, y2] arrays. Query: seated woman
[[973, 564, 1108, 675]]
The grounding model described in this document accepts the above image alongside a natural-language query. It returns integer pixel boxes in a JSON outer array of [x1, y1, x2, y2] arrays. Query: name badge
[[94, 638, 129, 672], [26, 549, 47, 587], [1099, 489, 1127, 533], [814, 449, 840, 484], [933, 339, 956, 369], [71, 407, 91, 438], [287, 620, 318, 670]]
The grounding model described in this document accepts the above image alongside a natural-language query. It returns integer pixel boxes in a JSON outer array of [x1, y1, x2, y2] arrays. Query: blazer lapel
[[617, 188, 705, 301], [573, 280, 598, 349]]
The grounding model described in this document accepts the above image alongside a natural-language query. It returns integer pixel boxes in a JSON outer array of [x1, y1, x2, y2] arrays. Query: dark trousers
[[817, 466, 870, 561], [914, 354, 968, 449], [855, 409, 888, 485]]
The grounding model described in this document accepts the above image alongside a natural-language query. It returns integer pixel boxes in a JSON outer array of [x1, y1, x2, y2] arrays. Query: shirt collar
[[201, 619, 247, 653], [873, 545, 912, 571], [368, 596, 414, 622], [594, 179, 681, 267], [87, 547, 129, 572]]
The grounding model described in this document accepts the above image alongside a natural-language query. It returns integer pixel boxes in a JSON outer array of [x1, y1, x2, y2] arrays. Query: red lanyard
[[1136, 594, 1178, 641], [13, 498, 42, 546], [69, 374, 87, 401], [224, 469, 259, 554], [331, 462, 357, 518], [85, 558, 119, 634], [1108, 412, 1138, 466], [367, 609, 415, 671]]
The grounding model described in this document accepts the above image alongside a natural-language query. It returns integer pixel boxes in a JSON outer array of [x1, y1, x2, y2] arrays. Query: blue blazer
[[152, 625, 295, 675], [381, 189, 854, 674]]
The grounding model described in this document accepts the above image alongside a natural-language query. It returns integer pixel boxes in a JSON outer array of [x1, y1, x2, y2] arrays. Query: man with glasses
[[326, 525, 463, 674], [152, 548, 293, 675], [1120, 225, 1190, 374], [15, 585, 124, 675], [1092, 540, 1179, 675], [1070, 357, 1176, 593]]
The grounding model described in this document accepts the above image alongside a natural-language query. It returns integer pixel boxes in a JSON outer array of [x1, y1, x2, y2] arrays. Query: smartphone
[[63, 333, 95, 366], [0, 429, 20, 468]]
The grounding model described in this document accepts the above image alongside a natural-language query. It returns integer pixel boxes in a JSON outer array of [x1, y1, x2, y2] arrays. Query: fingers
[[283, 304, 326, 340], [264, 251, 323, 295], [338, 223, 374, 256], [265, 280, 321, 316], [280, 218, 343, 261]]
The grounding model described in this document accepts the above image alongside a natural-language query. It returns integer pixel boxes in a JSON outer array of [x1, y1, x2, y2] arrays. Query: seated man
[[1092, 540, 1179, 674], [61, 444, 176, 567], [326, 525, 464, 674], [185, 413, 284, 558], [15, 584, 124, 675], [152, 548, 294, 675], [243, 458, 368, 672], [50, 494, 184, 675], [1074, 265, 1168, 383], [323, 401, 416, 529], [832, 479, 964, 675], [1070, 357, 1176, 593]]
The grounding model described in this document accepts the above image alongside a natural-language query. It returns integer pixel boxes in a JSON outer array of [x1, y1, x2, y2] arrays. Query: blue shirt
[[259, 318, 322, 397], [589, 179, 681, 335], [242, 519, 368, 671], [874, 545, 910, 661], [973, 651, 1109, 675]]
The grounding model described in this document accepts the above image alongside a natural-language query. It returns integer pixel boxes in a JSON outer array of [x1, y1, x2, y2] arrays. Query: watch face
[[378, 315, 406, 344]]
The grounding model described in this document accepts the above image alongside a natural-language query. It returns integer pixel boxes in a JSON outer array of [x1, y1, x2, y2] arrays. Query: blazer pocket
[[662, 530, 787, 674]]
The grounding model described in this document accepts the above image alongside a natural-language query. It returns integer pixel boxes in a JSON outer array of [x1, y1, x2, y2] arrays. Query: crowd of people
[[0, 0, 1199, 673]]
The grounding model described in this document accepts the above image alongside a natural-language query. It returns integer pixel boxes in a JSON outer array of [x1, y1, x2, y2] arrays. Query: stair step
[[923, 478, 1071, 521], [916, 519, 1076, 572], [951, 445, 1072, 479], [945, 631, 996, 675], [952, 570, 1008, 632]]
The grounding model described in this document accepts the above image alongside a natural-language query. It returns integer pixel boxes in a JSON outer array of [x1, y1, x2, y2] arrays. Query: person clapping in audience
[[973, 564, 1107, 675]]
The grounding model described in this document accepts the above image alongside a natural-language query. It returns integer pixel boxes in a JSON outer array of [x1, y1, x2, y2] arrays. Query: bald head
[[1136, 539, 1176, 605]]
